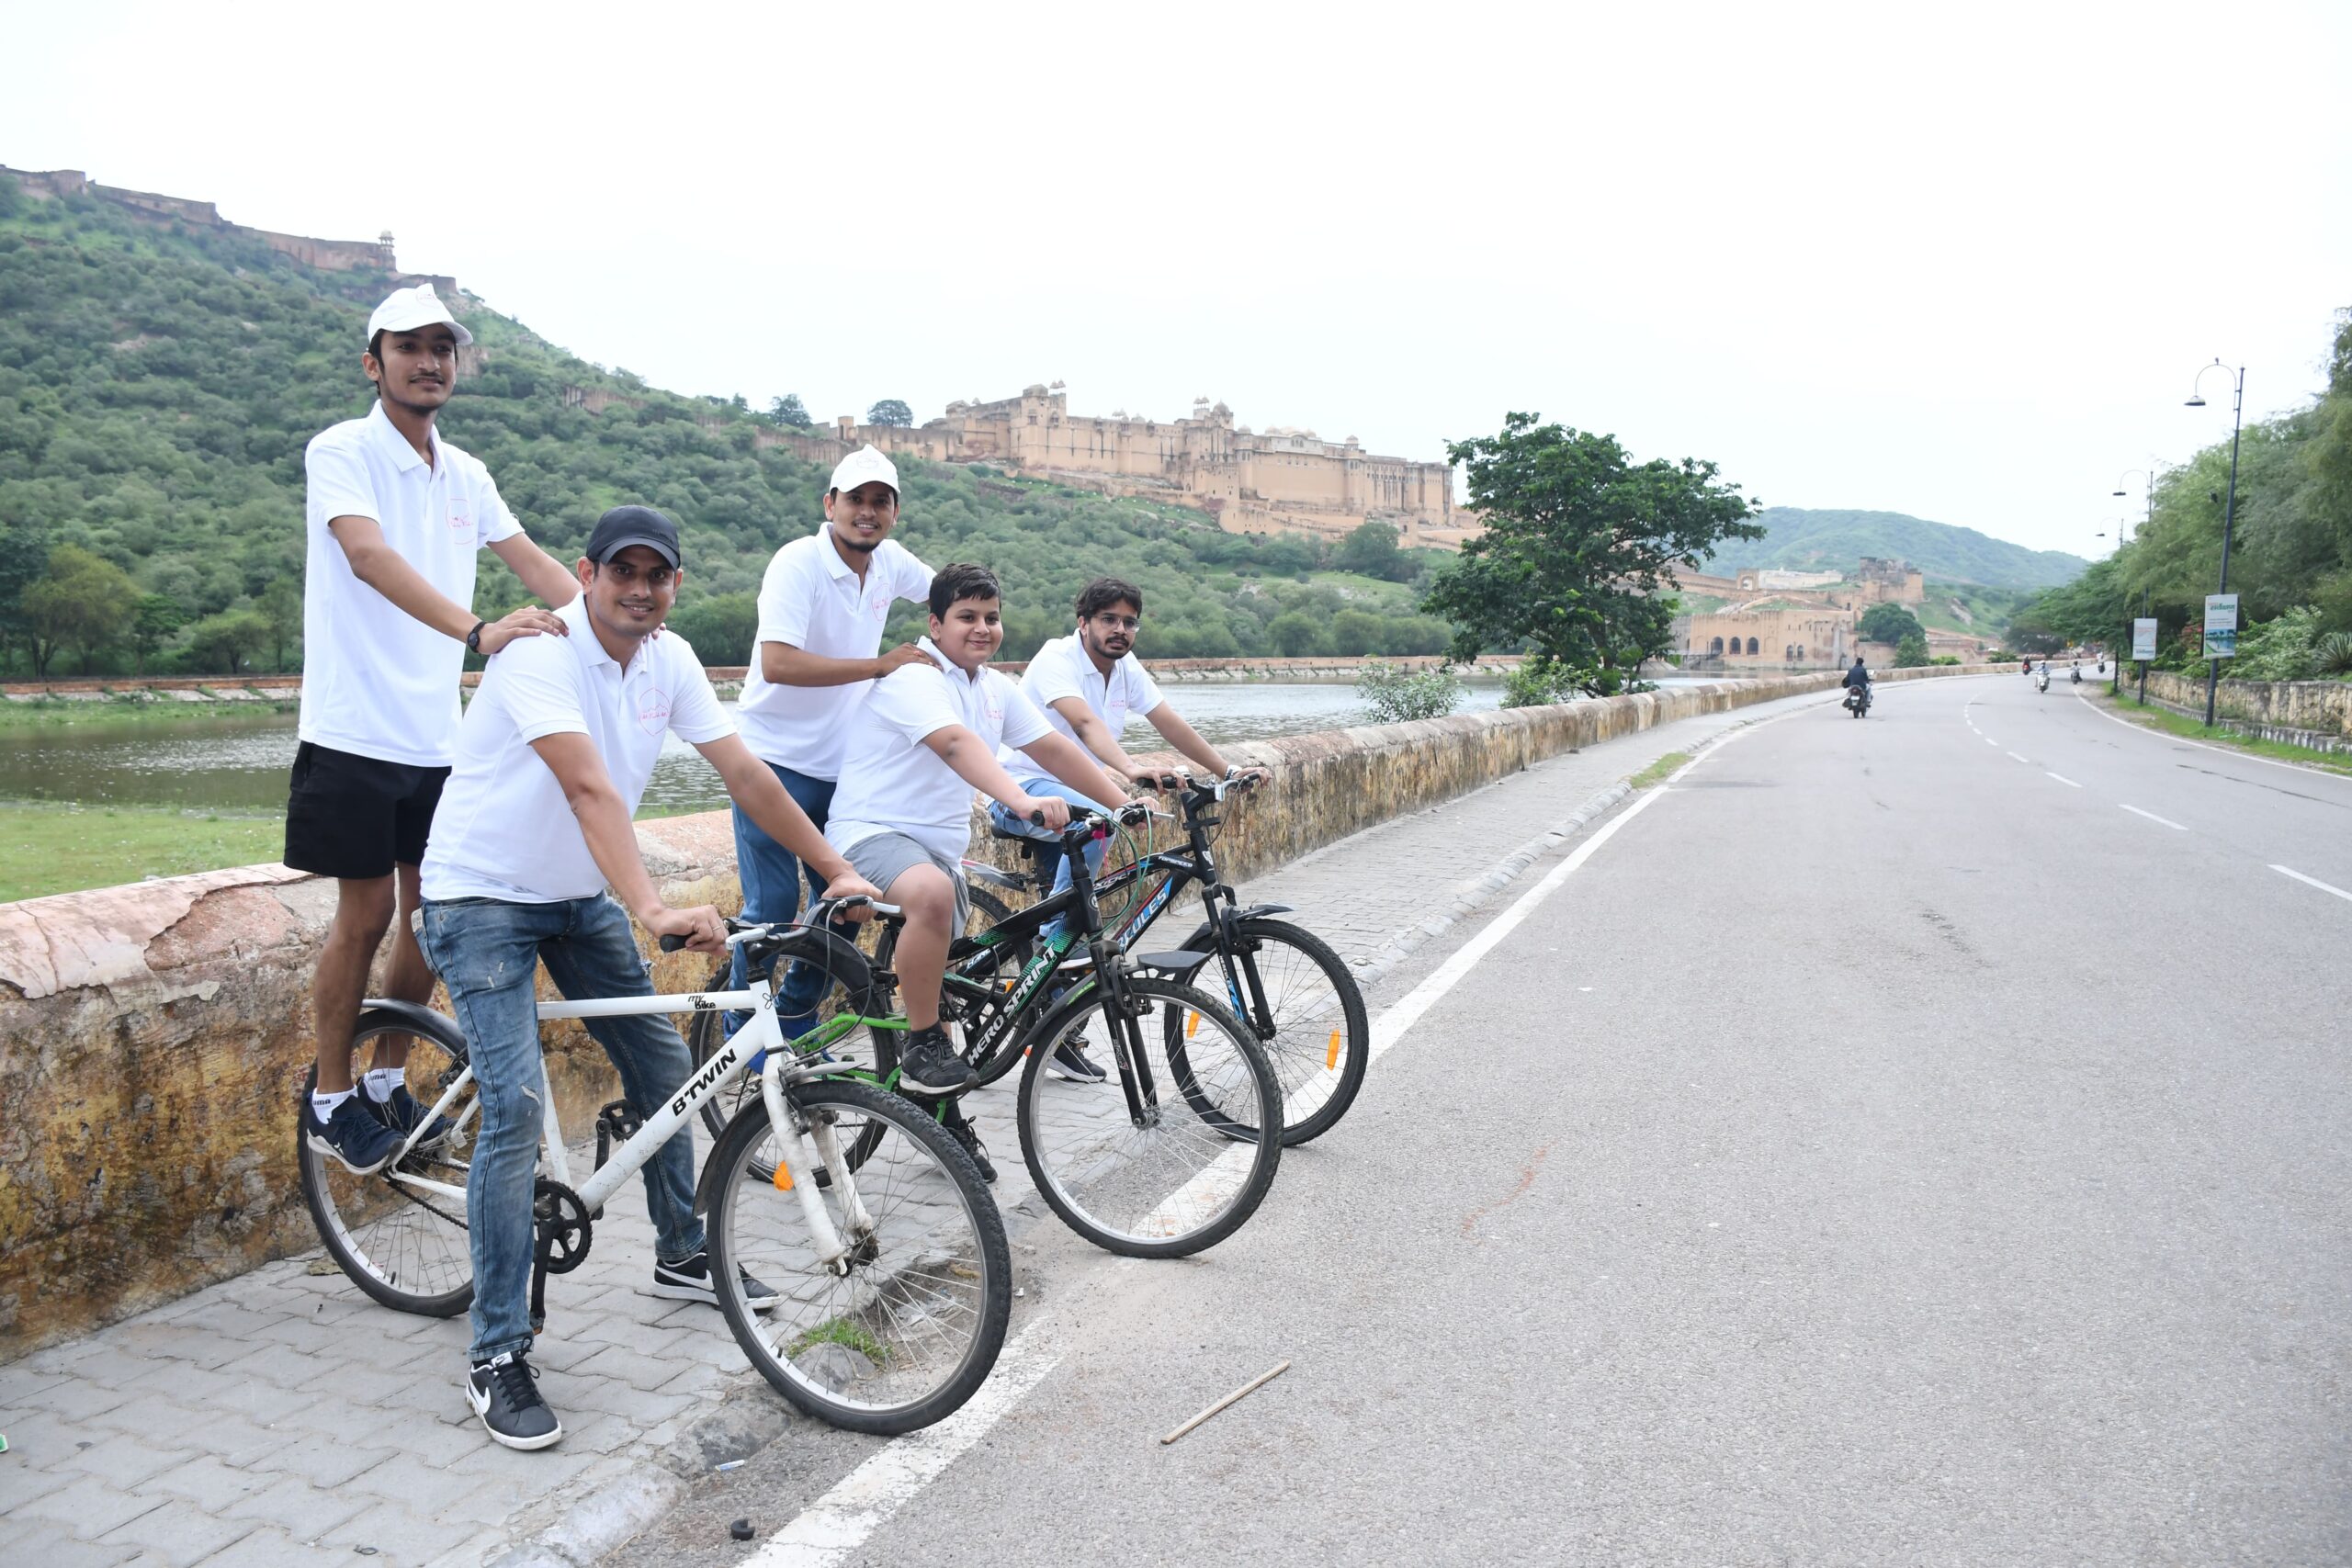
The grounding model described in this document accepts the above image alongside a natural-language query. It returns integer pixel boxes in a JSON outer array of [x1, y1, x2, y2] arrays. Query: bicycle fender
[[959, 859, 1030, 895], [757, 923, 876, 998], [1133, 949, 1216, 981], [1228, 903, 1295, 923], [356, 998, 469, 1055]]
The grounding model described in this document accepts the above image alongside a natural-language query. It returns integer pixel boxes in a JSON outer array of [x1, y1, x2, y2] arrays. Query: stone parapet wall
[[2135, 669, 2352, 746], [0, 664, 1996, 1358]]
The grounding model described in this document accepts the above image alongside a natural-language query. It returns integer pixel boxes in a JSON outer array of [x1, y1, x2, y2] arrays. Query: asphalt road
[[611, 675, 2352, 1567]]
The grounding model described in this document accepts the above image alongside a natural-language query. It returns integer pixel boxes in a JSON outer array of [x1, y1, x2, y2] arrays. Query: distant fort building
[[834, 384, 1479, 551]]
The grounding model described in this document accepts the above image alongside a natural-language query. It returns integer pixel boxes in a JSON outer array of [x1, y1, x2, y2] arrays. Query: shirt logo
[[637, 686, 672, 735], [868, 595, 888, 622], [449, 508, 473, 536]]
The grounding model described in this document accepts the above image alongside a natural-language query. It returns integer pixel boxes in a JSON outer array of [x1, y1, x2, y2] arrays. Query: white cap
[[828, 445, 899, 498], [367, 284, 474, 348]]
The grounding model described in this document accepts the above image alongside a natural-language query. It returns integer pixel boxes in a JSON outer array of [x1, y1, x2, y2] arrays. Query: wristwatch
[[465, 619, 487, 654]]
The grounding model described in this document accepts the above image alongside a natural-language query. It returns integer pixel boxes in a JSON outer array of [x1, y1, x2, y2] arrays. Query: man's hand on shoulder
[[879, 642, 938, 675], [476, 604, 570, 655], [642, 902, 727, 955]]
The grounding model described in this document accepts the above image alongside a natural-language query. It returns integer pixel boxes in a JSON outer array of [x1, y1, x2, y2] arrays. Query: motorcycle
[[1843, 683, 1871, 717], [2037, 671, 2050, 694], [2070, 667, 2082, 685]]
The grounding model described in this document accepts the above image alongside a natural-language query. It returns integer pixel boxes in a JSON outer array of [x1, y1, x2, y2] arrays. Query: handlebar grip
[[658, 933, 687, 953], [1029, 809, 1046, 825]]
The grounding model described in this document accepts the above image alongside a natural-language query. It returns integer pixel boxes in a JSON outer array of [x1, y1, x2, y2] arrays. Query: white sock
[[311, 1088, 356, 1119], [362, 1066, 403, 1102]]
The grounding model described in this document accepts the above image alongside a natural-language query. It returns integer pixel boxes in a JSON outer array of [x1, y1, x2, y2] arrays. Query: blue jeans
[[988, 779, 1107, 942], [418, 892, 704, 1364], [729, 761, 836, 1027]]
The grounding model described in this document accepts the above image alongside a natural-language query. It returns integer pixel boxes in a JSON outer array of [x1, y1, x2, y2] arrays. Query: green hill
[[0, 173, 1449, 677], [1702, 507, 2087, 590]]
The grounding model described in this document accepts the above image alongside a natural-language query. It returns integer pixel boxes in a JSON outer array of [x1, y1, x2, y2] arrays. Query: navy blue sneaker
[[367, 1084, 454, 1151], [304, 1091, 401, 1175]]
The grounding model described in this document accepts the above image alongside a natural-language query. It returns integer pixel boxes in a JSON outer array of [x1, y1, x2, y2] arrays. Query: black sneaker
[[897, 1026, 975, 1097], [651, 1250, 781, 1312], [1046, 1036, 1107, 1084], [943, 1113, 997, 1184], [366, 1084, 453, 1151], [466, 1350, 562, 1451], [303, 1092, 401, 1176]]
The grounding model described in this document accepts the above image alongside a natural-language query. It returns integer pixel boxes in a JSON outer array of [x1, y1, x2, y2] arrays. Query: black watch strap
[[465, 618, 487, 653]]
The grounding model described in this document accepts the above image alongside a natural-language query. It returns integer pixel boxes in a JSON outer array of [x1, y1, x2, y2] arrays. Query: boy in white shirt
[[824, 564, 1130, 1175], [416, 506, 878, 1451]]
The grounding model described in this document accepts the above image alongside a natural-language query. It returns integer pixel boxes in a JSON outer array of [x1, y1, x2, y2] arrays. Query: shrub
[[2316, 630, 2352, 676], [2227, 605, 2323, 681], [1894, 633, 1929, 668], [1356, 661, 1464, 723], [1500, 654, 1577, 708]]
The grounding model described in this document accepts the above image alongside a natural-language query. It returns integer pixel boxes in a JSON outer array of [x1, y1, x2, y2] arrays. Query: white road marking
[[1984, 738, 2000, 748], [2120, 805, 2187, 830], [2046, 773, 2082, 788], [2008, 751, 2030, 763], [2272, 865, 2352, 904], [2072, 691, 2352, 784], [741, 1319, 1064, 1568]]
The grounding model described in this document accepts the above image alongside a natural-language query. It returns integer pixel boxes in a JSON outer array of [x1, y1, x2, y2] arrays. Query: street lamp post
[[2186, 361, 2245, 727], [2108, 467, 2156, 696]]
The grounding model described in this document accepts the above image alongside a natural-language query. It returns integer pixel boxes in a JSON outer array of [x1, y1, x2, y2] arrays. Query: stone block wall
[[2135, 669, 2352, 746], [0, 665, 1995, 1358]]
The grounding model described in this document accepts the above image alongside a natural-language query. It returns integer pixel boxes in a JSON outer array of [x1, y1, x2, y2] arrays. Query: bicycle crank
[[532, 1179, 594, 1274]]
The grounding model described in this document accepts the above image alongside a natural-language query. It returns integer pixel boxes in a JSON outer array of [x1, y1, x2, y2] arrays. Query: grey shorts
[[841, 832, 969, 930]]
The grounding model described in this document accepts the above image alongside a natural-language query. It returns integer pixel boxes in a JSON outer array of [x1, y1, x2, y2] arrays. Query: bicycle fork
[[758, 1072, 875, 1274]]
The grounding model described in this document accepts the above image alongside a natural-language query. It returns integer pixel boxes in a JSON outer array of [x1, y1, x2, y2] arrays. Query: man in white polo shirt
[[417, 506, 877, 1450], [824, 563, 1130, 1179], [988, 576, 1268, 1082], [294, 285, 584, 1179], [729, 446, 933, 1034]]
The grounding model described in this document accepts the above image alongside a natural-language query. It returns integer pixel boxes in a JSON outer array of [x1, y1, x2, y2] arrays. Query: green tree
[[1356, 661, 1464, 722], [1334, 520, 1407, 582], [767, 393, 812, 428], [1267, 610, 1326, 658], [0, 519, 51, 676], [666, 591, 760, 666], [130, 593, 186, 674], [184, 606, 271, 675], [22, 545, 141, 675], [256, 574, 303, 671], [1857, 603, 1926, 644], [1422, 414, 1761, 695], [866, 399, 914, 428], [1327, 608, 1385, 656], [1894, 632, 1929, 668]]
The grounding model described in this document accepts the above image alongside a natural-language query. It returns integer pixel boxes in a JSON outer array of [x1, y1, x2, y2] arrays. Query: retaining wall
[[2132, 669, 2352, 752], [0, 663, 1993, 1357]]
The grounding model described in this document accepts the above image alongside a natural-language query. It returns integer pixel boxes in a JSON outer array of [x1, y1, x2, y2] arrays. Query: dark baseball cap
[[583, 505, 681, 569]]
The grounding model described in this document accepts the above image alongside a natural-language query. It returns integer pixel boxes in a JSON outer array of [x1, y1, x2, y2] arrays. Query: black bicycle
[[958, 773, 1369, 1146]]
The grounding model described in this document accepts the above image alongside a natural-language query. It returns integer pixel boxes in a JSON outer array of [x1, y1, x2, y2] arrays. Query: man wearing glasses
[[987, 577, 1265, 1082]]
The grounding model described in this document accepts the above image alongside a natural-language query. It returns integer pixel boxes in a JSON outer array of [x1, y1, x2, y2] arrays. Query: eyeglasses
[[1091, 615, 1141, 631]]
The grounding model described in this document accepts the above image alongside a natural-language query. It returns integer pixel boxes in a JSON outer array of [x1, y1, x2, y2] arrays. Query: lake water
[[2, 680, 1535, 817]]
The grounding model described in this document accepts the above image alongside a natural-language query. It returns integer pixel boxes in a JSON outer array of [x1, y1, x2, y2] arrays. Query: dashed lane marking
[[2272, 865, 2352, 904], [2008, 751, 2030, 763], [2046, 773, 2082, 788], [2120, 805, 2187, 830]]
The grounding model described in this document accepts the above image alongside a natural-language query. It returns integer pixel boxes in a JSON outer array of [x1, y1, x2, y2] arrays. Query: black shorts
[[282, 741, 450, 881]]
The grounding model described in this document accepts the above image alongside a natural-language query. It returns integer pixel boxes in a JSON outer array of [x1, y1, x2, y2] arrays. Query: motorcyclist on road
[[1842, 656, 1872, 713], [2070, 659, 2083, 684], [2036, 662, 2051, 693]]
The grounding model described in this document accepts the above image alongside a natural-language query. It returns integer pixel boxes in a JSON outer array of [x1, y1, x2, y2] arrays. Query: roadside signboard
[[2132, 618, 2158, 661], [2203, 594, 2240, 660]]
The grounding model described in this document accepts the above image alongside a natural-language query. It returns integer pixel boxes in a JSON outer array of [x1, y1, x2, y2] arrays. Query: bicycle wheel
[[296, 1009, 478, 1317], [705, 1077, 1012, 1436], [686, 955, 756, 1146], [1017, 977, 1281, 1258], [1206, 919, 1370, 1146]]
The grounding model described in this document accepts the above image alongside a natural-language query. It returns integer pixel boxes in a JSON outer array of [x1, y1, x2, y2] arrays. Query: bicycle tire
[[296, 1010, 478, 1317], [1193, 919, 1370, 1146], [705, 1077, 1012, 1436], [1016, 977, 1281, 1258]]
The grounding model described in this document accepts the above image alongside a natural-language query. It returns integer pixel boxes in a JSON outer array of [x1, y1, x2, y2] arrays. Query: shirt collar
[[559, 595, 644, 679], [365, 399, 442, 474], [920, 635, 983, 686], [817, 525, 864, 581]]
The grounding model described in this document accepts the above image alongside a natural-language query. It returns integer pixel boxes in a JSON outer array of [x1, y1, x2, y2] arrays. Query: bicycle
[[690, 801, 1287, 1258], [962, 772, 1369, 1145], [296, 898, 1012, 1436]]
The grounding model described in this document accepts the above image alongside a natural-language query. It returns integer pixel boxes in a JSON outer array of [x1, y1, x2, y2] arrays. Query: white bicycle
[[296, 898, 1012, 1435]]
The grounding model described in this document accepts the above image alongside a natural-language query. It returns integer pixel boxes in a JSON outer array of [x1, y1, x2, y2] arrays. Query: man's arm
[[760, 640, 935, 688], [487, 533, 582, 612], [1046, 696, 1163, 784], [693, 734, 880, 909], [329, 515, 566, 654], [920, 724, 1101, 829], [528, 731, 725, 951], [1145, 705, 1263, 781], [1015, 732, 1131, 814]]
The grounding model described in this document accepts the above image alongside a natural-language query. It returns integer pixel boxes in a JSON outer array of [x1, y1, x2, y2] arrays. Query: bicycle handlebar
[[655, 897, 905, 953]]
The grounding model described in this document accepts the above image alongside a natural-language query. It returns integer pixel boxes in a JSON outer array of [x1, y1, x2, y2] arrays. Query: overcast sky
[[9, 2, 2348, 560]]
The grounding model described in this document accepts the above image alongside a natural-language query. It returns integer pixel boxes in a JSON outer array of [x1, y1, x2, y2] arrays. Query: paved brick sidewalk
[[0, 685, 1830, 1568]]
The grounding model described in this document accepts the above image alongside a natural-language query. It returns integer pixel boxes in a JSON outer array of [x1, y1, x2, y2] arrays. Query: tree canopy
[[865, 399, 914, 428], [1421, 414, 1761, 694]]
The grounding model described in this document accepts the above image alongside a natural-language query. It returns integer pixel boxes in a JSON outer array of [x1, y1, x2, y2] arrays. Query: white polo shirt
[[1001, 630, 1166, 783], [300, 401, 526, 767], [422, 597, 734, 904], [825, 638, 1054, 863], [734, 526, 933, 780]]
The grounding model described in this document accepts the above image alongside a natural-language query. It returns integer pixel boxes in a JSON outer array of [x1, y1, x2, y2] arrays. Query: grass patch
[[1629, 750, 1692, 789], [2103, 695, 2352, 775], [787, 1316, 889, 1366], [0, 694, 300, 729], [0, 802, 285, 903]]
